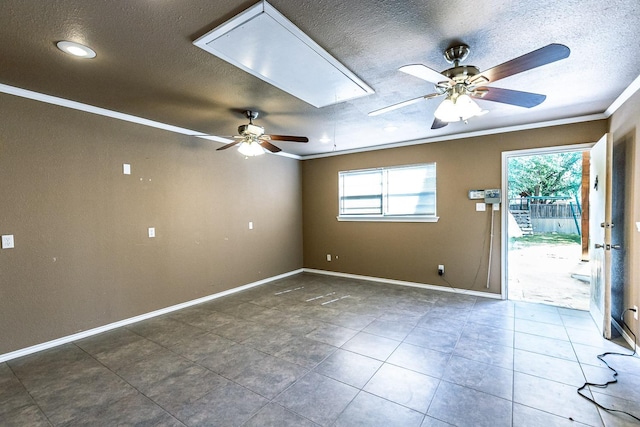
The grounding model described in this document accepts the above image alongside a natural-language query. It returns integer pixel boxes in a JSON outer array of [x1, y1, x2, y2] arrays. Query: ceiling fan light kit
[[237, 140, 266, 156]]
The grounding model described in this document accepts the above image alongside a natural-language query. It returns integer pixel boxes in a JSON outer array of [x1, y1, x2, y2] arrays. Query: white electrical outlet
[[326, 254, 331, 262], [2, 234, 15, 249], [476, 202, 486, 211], [148, 227, 155, 238]]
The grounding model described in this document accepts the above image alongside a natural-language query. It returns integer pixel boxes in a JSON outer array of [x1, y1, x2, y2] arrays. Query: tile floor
[[2, 273, 639, 426]]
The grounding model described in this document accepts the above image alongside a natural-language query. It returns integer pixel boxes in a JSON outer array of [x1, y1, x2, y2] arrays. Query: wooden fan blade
[[473, 87, 546, 108], [400, 64, 453, 84], [216, 140, 242, 151], [431, 117, 448, 130], [368, 93, 441, 117], [267, 135, 309, 143], [469, 44, 570, 85], [259, 140, 282, 153]]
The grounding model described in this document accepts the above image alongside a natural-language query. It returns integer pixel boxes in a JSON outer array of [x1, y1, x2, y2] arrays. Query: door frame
[[500, 143, 595, 299]]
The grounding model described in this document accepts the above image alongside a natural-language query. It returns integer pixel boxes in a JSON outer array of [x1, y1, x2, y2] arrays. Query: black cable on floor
[[576, 308, 640, 422]]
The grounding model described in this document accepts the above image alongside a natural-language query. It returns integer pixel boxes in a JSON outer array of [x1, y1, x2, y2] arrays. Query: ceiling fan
[[216, 110, 309, 156], [369, 43, 570, 129]]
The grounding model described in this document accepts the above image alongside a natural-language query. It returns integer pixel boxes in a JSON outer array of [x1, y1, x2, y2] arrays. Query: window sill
[[336, 215, 439, 223]]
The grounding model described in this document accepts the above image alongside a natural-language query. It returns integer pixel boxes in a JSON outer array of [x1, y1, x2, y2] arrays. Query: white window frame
[[337, 163, 439, 223]]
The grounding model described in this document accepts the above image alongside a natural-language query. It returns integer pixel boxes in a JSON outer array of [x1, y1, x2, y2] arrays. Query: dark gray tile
[[364, 363, 439, 413], [362, 319, 415, 341], [514, 349, 585, 387], [387, 343, 450, 378], [218, 301, 270, 320], [274, 336, 336, 368], [244, 403, 319, 427], [326, 311, 376, 330], [466, 310, 515, 330], [28, 367, 137, 425], [513, 403, 591, 427], [342, 332, 400, 361], [334, 391, 424, 427], [592, 390, 640, 427], [241, 329, 296, 356], [75, 328, 164, 370], [277, 315, 328, 336], [142, 364, 229, 414], [171, 331, 236, 363], [416, 315, 466, 336], [115, 349, 195, 389], [128, 316, 210, 348], [514, 318, 569, 341], [0, 403, 51, 427], [225, 354, 308, 399], [514, 331, 577, 361], [213, 318, 268, 342], [275, 372, 358, 426], [177, 382, 268, 426], [404, 327, 459, 353], [442, 355, 513, 400], [560, 313, 599, 331], [313, 349, 382, 388], [58, 392, 178, 427], [421, 415, 455, 426], [461, 322, 515, 347], [305, 323, 359, 347], [199, 344, 267, 377], [427, 381, 512, 427], [513, 372, 603, 426], [7, 344, 100, 391], [515, 307, 564, 325], [170, 307, 238, 330], [453, 337, 514, 370]]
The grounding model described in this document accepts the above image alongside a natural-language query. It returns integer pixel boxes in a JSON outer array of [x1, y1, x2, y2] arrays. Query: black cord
[[576, 308, 640, 422]]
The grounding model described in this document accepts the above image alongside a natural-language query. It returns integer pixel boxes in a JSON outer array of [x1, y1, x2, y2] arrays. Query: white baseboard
[[303, 268, 502, 300], [612, 317, 638, 351], [0, 269, 303, 363]]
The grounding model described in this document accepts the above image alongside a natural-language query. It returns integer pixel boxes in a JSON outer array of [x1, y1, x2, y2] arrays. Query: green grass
[[511, 233, 581, 246]]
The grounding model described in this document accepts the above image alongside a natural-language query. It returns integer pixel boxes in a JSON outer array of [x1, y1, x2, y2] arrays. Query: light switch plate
[[148, 227, 155, 238], [123, 163, 131, 175], [2, 234, 15, 249]]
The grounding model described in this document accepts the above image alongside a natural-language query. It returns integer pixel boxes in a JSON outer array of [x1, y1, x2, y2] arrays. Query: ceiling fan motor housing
[[238, 123, 265, 136]]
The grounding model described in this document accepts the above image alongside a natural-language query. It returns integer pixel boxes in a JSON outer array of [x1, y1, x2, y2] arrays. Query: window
[[338, 163, 438, 222]]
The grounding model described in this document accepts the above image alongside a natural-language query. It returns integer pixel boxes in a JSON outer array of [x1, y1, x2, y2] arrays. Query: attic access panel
[[193, 1, 374, 108]]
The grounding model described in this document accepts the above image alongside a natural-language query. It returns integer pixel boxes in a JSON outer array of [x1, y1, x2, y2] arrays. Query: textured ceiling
[[1, 0, 639, 157]]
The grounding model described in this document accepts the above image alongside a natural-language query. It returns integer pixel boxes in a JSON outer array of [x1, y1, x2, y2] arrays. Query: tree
[[508, 152, 582, 200]]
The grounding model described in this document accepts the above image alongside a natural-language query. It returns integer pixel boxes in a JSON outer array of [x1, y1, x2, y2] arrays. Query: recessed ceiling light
[[56, 41, 96, 59]]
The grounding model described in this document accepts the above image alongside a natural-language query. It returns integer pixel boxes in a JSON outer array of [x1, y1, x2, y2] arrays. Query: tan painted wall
[[609, 88, 640, 339], [302, 121, 608, 295], [0, 94, 303, 354]]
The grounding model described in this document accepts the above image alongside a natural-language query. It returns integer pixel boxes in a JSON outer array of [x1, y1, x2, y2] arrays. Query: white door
[[589, 133, 613, 338]]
